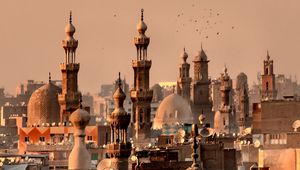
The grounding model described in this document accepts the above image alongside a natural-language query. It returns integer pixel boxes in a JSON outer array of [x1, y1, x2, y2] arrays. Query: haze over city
[[0, 0, 299, 94]]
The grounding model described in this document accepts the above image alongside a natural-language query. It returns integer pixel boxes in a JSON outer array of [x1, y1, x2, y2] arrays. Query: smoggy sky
[[0, 0, 299, 95]]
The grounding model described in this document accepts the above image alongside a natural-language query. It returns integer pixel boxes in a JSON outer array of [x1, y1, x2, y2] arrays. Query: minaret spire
[[141, 8, 144, 21], [69, 10, 72, 24], [48, 72, 51, 83]]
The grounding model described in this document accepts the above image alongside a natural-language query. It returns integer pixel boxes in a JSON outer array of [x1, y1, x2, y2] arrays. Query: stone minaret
[[58, 11, 82, 123], [130, 9, 153, 141], [215, 66, 233, 134], [99, 73, 131, 170], [261, 51, 277, 100], [236, 73, 249, 133], [191, 45, 213, 125], [68, 101, 91, 170], [177, 48, 192, 102]]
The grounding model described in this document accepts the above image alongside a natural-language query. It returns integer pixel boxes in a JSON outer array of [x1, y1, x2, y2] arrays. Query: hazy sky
[[0, 0, 300, 94]]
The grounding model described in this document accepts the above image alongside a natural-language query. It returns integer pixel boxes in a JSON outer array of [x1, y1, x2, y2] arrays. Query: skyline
[[1, 0, 300, 94]]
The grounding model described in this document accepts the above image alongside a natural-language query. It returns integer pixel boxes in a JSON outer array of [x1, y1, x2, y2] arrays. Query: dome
[[70, 107, 90, 130], [136, 9, 147, 34], [152, 94, 193, 129], [181, 48, 188, 63], [65, 11, 76, 36], [27, 82, 61, 126], [65, 23, 76, 36], [137, 20, 147, 34]]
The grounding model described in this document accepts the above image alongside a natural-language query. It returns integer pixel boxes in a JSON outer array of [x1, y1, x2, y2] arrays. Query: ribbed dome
[[152, 94, 193, 129], [27, 83, 61, 126]]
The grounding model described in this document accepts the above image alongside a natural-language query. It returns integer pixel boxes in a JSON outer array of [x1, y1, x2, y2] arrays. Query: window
[[39, 137, 45, 142], [87, 136, 93, 141], [25, 136, 29, 142], [266, 82, 269, 91]]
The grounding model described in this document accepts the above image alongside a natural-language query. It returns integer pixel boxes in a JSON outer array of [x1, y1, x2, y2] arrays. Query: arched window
[[265, 68, 269, 75], [266, 82, 269, 91]]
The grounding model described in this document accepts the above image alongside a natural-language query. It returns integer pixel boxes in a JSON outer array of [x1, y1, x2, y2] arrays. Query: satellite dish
[[254, 139, 261, 148], [199, 128, 215, 138], [292, 120, 300, 132]]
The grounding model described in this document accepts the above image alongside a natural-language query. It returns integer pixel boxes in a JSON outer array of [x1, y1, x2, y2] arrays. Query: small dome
[[65, 22, 76, 36], [152, 94, 193, 129], [27, 83, 61, 126], [70, 107, 90, 130], [137, 20, 147, 34], [136, 9, 147, 34], [181, 48, 188, 63]]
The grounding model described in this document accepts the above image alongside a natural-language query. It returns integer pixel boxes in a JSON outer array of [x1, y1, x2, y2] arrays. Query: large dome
[[27, 82, 61, 126], [152, 94, 193, 129]]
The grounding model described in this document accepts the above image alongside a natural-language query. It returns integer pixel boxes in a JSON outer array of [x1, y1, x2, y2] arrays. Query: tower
[[177, 48, 192, 102], [191, 45, 213, 125], [214, 66, 233, 134], [98, 73, 131, 170], [130, 9, 153, 141], [58, 11, 82, 122], [261, 51, 277, 100], [236, 73, 249, 133]]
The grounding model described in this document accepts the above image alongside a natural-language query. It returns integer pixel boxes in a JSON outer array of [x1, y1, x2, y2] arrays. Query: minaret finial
[[201, 42, 203, 50], [69, 10, 72, 24], [118, 72, 122, 87], [184, 47, 186, 52], [141, 8, 144, 21], [49, 72, 51, 83], [267, 50, 270, 60]]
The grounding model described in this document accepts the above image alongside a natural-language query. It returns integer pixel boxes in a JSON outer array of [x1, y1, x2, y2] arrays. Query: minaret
[[58, 11, 82, 123], [68, 99, 91, 170], [177, 48, 192, 102], [99, 73, 131, 170], [217, 66, 233, 134], [130, 9, 153, 141], [236, 73, 249, 133], [261, 51, 277, 100], [191, 45, 213, 125]]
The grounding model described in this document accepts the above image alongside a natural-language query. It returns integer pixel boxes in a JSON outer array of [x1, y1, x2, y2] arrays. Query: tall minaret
[[216, 66, 233, 134], [130, 9, 153, 141], [191, 45, 213, 125], [177, 48, 192, 102], [261, 51, 277, 100], [98, 73, 131, 170], [58, 11, 82, 123]]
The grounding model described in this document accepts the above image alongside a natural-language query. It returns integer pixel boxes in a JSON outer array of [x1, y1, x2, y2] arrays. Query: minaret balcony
[[60, 63, 80, 70], [132, 60, 152, 68], [130, 90, 153, 101], [106, 143, 132, 157]]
